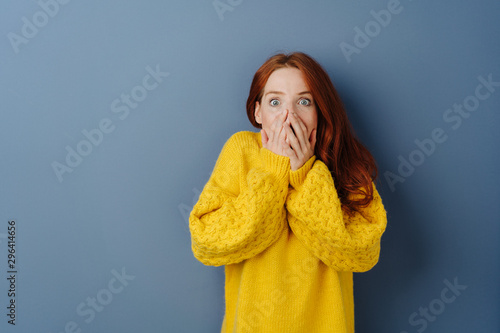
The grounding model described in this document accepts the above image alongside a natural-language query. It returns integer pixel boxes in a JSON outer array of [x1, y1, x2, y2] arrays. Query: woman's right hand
[[261, 110, 289, 157]]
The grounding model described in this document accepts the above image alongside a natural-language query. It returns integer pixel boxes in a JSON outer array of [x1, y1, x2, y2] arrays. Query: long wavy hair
[[246, 52, 377, 216]]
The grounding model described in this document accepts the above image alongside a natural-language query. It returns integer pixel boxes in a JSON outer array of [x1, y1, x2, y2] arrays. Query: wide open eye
[[270, 99, 280, 107], [299, 98, 311, 106]]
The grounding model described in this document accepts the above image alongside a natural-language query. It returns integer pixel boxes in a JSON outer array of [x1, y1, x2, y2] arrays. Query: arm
[[285, 158, 387, 272], [189, 132, 290, 266]]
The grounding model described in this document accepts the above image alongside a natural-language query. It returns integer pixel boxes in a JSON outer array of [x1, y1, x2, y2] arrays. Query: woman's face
[[255, 67, 318, 140]]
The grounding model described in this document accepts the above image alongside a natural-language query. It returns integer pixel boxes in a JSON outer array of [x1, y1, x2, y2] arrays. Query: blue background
[[1, 0, 499, 332]]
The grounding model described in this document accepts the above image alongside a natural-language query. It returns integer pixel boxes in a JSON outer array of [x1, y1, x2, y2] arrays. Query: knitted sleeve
[[189, 132, 290, 266], [286, 158, 387, 272]]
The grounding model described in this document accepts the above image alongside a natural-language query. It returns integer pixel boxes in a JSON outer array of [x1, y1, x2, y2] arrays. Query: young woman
[[189, 52, 387, 333]]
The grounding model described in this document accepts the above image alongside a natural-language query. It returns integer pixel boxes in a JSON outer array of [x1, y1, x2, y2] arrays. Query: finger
[[282, 109, 289, 122], [284, 123, 301, 153], [270, 120, 283, 143], [291, 112, 308, 140], [268, 124, 276, 143], [277, 115, 289, 140], [309, 128, 317, 149], [287, 112, 305, 142], [274, 110, 288, 128], [281, 134, 296, 158], [261, 129, 269, 146], [288, 112, 308, 150], [269, 111, 287, 142]]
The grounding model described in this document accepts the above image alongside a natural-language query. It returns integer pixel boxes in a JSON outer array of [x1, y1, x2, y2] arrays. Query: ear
[[254, 101, 262, 125]]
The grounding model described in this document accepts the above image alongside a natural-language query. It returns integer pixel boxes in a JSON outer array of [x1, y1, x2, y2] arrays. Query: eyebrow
[[264, 90, 312, 97]]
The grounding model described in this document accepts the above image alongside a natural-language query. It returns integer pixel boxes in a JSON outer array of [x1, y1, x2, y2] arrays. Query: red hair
[[246, 52, 377, 216]]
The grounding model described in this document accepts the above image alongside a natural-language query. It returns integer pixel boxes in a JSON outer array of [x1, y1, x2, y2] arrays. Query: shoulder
[[211, 131, 260, 188], [226, 131, 261, 147], [221, 131, 261, 154], [213, 131, 261, 168]]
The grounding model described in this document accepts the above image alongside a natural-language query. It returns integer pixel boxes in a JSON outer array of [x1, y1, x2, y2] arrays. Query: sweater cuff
[[260, 148, 290, 183], [289, 156, 316, 188]]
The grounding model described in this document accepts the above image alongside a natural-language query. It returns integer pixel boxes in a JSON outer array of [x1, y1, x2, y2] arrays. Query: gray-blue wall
[[1, 1, 498, 332]]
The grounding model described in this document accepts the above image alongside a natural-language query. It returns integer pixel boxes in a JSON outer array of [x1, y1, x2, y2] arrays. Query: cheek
[[300, 112, 318, 132], [260, 113, 272, 130], [311, 112, 318, 129], [260, 109, 279, 129], [311, 109, 318, 130]]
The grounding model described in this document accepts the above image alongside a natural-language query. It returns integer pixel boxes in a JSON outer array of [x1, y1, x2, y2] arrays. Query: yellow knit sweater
[[189, 131, 387, 333]]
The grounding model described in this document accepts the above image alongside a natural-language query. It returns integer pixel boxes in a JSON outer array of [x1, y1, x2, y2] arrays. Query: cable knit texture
[[189, 131, 387, 333]]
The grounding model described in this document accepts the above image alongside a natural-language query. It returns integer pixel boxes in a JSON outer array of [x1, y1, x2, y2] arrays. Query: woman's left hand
[[284, 112, 317, 171]]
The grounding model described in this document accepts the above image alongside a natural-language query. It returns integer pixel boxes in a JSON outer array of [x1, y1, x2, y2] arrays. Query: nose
[[281, 108, 290, 120], [282, 102, 298, 114]]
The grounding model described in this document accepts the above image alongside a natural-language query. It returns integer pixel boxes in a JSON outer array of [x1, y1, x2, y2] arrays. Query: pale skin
[[255, 67, 318, 171]]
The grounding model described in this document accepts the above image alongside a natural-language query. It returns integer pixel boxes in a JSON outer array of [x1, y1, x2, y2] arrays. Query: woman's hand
[[261, 110, 290, 157], [261, 110, 316, 171], [284, 112, 316, 171]]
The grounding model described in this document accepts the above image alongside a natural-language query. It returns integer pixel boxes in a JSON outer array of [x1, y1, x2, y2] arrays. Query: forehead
[[264, 67, 310, 93]]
